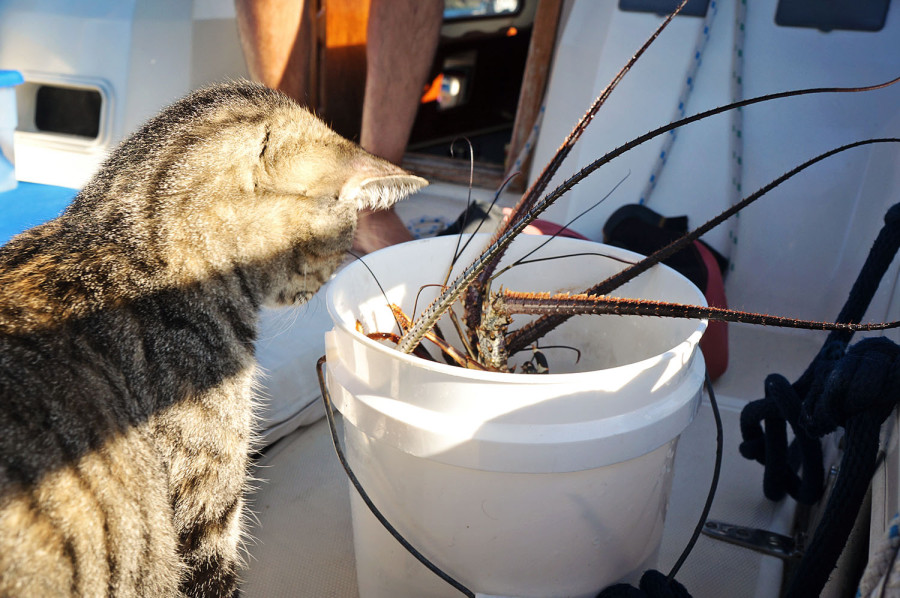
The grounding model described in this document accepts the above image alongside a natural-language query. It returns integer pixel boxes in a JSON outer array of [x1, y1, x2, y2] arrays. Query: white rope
[[638, 0, 720, 205], [726, 0, 746, 270], [857, 513, 900, 597]]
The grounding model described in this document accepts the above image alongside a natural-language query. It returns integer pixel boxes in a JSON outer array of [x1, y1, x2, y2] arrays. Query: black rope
[[738, 202, 900, 598], [316, 356, 476, 598], [597, 569, 692, 598], [785, 338, 900, 597], [738, 370, 826, 504]]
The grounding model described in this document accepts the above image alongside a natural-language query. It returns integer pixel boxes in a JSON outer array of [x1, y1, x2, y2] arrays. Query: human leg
[[353, 0, 444, 254], [235, 0, 310, 104]]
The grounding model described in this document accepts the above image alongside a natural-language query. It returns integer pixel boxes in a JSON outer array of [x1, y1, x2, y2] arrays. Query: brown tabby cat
[[0, 81, 426, 597]]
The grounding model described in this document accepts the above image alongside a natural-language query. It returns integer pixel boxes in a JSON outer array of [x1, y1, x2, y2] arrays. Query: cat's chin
[[264, 288, 317, 308]]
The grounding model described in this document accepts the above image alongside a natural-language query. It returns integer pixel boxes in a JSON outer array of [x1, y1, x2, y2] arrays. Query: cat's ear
[[341, 153, 428, 211]]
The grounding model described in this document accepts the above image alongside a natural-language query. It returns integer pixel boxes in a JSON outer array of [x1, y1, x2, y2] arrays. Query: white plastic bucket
[[324, 234, 707, 598]]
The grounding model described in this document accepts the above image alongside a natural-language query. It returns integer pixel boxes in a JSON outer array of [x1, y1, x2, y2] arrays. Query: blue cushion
[[0, 182, 77, 245]]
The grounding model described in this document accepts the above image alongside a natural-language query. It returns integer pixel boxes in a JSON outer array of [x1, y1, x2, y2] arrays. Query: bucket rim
[[327, 310, 705, 384], [326, 236, 708, 383]]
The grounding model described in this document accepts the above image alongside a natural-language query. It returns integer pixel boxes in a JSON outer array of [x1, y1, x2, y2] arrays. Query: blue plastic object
[[0, 182, 77, 245], [0, 70, 25, 88]]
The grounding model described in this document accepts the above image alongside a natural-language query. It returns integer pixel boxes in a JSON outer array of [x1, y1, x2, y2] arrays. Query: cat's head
[[82, 81, 427, 306]]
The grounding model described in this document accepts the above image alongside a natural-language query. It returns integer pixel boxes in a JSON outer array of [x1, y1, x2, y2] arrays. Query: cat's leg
[[154, 377, 254, 598], [176, 489, 246, 598]]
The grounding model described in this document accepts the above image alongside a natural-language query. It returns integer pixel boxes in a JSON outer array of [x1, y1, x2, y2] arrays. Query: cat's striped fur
[[0, 81, 426, 597]]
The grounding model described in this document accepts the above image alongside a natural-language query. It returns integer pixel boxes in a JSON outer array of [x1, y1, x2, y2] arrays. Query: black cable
[[667, 372, 723, 580], [316, 356, 476, 598]]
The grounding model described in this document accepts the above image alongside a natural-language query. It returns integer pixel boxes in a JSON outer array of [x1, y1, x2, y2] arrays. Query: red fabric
[[695, 241, 729, 380], [501, 208, 589, 240], [510, 208, 727, 379]]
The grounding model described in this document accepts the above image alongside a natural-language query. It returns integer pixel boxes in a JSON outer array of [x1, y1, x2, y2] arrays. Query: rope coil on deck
[[737, 202, 900, 598]]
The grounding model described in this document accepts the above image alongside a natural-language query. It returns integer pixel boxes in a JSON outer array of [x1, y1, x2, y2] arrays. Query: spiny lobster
[[369, 1, 900, 374]]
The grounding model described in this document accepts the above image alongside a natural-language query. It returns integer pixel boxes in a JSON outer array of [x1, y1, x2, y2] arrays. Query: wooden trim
[[318, 0, 371, 139], [504, 0, 563, 190]]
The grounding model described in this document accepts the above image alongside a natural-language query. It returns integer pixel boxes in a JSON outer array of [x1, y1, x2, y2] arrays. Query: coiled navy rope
[[738, 202, 900, 598]]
